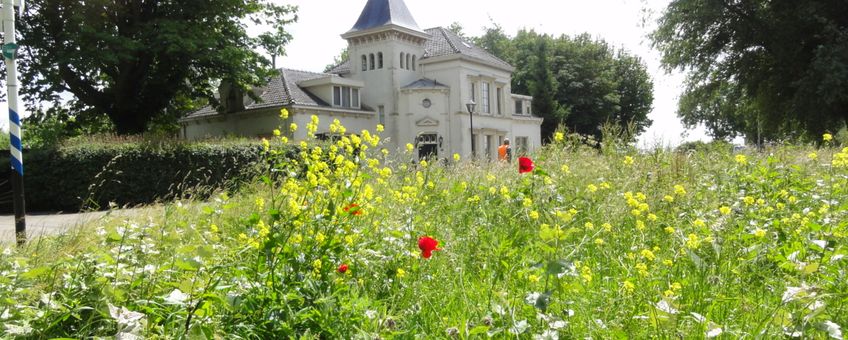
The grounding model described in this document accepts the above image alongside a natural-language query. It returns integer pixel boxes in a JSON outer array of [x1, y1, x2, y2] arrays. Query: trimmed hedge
[[0, 141, 273, 212]]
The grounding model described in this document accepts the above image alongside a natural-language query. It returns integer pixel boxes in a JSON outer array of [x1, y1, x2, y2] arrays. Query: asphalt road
[[0, 209, 145, 244]]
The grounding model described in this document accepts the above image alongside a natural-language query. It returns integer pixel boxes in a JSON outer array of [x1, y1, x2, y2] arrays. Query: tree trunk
[[109, 109, 150, 135]]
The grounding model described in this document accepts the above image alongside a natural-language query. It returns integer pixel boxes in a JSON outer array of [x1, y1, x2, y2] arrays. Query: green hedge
[[0, 141, 274, 212]]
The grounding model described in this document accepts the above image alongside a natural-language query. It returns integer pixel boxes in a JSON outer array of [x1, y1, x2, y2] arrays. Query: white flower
[[782, 284, 812, 303], [690, 312, 706, 323], [1, 247, 12, 256], [812, 240, 828, 249], [821, 321, 843, 340], [533, 329, 559, 340], [706, 326, 723, 338], [831, 254, 845, 263], [809, 300, 826, 311], [0, 309, 9, 320], [509, 320, 529, 335], [108, 303, 146, 338], [595, 319, 607, 329], [655, 300, 678, 314], [525, 292, 541, 305], [163, 289, 189, 305], [364, 310, 377, 319], [550, 320, 567, 329], [4, 322, 33, 335]]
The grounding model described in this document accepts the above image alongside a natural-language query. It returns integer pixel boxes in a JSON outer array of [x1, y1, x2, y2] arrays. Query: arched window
[[412, 55, 417, 71], [361, 55, 367, 71], [406, 54, 411, 70], [378, 52, 384, 69], [369, 53, 375, 70], [400, 52, 405, 69]]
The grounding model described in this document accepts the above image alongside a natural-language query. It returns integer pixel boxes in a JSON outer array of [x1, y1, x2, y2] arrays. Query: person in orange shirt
[[498, 138, 512, 162]]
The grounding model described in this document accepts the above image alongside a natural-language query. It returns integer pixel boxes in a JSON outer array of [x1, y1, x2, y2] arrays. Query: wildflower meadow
[[1, 116, 846, 339]]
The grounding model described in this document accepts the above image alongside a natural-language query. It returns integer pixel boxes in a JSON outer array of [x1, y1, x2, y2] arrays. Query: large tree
[[652, 0, 848, 141], [13, 0, 297, 134], [476, 27, 654, 141]]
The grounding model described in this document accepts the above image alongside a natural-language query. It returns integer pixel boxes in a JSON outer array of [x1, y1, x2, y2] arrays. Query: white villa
[[180, 0, 542, 160]]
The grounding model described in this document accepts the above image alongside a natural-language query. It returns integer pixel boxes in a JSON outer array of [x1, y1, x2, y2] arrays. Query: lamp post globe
[[466, 100, 476, 157]]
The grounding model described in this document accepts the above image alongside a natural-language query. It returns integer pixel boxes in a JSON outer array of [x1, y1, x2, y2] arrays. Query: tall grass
[[0, 119, 846, 338]]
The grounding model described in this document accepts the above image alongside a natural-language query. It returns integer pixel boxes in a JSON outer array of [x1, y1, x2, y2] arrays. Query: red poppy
[[418, 236, 441, 259], [337, 263, 349, 274], [518, 157, 535, 174], [343, 203, 362, 216]]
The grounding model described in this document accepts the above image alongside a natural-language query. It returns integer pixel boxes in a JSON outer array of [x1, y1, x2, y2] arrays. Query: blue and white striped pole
[[3, 0, 26, 245]]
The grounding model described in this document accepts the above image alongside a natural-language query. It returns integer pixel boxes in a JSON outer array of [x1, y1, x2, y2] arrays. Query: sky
[[1, 0, 717, 147], [272, 0, 713, 148]]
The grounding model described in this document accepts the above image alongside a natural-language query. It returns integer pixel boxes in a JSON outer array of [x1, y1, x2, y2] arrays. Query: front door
[[417, 133, 439, 160]]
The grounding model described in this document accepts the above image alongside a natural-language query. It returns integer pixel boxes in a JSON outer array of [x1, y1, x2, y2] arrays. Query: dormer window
[[333, 86, 361, 109]]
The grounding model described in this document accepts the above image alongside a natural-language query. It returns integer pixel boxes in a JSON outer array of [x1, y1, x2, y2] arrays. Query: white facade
[[181, 0, 542, 160]]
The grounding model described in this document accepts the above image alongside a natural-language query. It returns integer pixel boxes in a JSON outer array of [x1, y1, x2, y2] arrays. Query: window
[[481, 83, 490, 113], [369, 53, 375, 70], [515, 137, 529, 154], [333, 86, 360, 109], [470, 82, 476, 102], [406, 54, 411, 70], [378, 105, 385, 125], [485, 135, 493, 160], [361, 55, 367, 71], [400, 52, 405, 69], [412, 55, 416, 71], [334, 86, 342, 106], [496, 87, 503, 115], [525, 102, 531, 114], [352, 89, 360, 107], [378, 52, 383, 69], [515, 100, 522, 114]]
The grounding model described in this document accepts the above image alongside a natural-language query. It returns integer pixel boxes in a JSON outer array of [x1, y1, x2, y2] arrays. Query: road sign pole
[[3, 0, 26, 246]]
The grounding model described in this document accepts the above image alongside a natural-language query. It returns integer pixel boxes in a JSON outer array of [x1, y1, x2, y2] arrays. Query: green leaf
[[21, 266, 51, 280], [469, 325, 490, 335]]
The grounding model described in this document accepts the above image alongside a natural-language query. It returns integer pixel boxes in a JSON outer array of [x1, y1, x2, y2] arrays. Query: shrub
[[0, 139, 279, 212]]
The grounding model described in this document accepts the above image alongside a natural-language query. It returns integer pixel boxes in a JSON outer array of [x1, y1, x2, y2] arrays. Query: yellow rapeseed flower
[[602, 223, 612, 232], [743, 196, 755, 206], [719, 206, 732, 215], [529, 211, 540, 220], [396, 268, 406, 278], [554, 132, 564, 142], [561, 165, 570, 174], [376, 124, 385, 132], [823, 133, 833, 142], [663, 195, 674, 203], [406, 143, 414, 153], [528, 274, 541, 283], [735, 154, 747, 165], [279, 108, 289, 119], [289, 123, 298, 132], [587, 184, 598, 193], [594, 238, 605, 246], [808, 152, 818, 160], [753, 228, 767, 238], [623, 156, 635, 166], [664, 226, 675, 234], [453, 153, 460, 161], [622, 280, 635, 293]]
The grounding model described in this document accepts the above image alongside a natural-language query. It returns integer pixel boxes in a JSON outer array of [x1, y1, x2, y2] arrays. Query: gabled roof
[[327, 59, 351, 75], [402, 78, 449, 89], [346, 0, 423, 34], [423, 27, 514, 71], [183, 68, 331, 120]]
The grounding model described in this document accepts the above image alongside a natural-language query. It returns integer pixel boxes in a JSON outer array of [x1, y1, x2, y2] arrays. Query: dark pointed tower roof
[[345, 0, 424, 35]]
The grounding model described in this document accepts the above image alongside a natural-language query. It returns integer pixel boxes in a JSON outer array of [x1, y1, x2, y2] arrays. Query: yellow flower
[[808, 152, 818, 160], [664, 289, 675, 297], [312, 259, 322, 271], [529, 211, 540, 220], [686, 233, 701, 249], [663, 195, 674, 203], [561, 165, 570, 174], [602, 223, 612, 232], [635, 263, 649, 276], [255, 197, 265, 209], [587, 184, 598, 193], [693, 219, 706, 228], [674, 185, 687, 196], [735, 154, 747, 165], [261, 138, 270, 151], [279, 108, 289, 119], [396, 268, 406, 278], [210, 224, 219, 233], [584, 222, 594, 229], [622, 280, 635, 293], [743, 196, 755, 206], [823, 133, 833, 142], [663, 259, 673, 266], [554, 132, 564, 142], [376, 124, 385, 132], [406, 143, 414, 152], [635, 220, 646, 231], [623, 156, 634, 166], [528, 274, 541, 283], [289, 123, 298, 132], [523, 198, 533, 207], [273, 129, 281, 137], [315, 232, 326, 244], [664, 226, 675, 234], [719, 206, 732, 215], [420, 159, 428, 168], [647, 213, 658, 221], [594, 238, 605, 246], [640, 249, 656, 261], [453, 153, 460, 161], [753, 228, 767, 238]]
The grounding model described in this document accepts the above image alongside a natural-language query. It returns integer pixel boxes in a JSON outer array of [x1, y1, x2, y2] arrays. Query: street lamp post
[[3, 0, 26, 246], [466, 100, 476, 158]]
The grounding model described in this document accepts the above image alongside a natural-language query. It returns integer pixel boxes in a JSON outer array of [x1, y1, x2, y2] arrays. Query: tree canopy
[[475, 28, 654, 142], [652, 0, 848, 141], [13, 0, 297, 134]]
